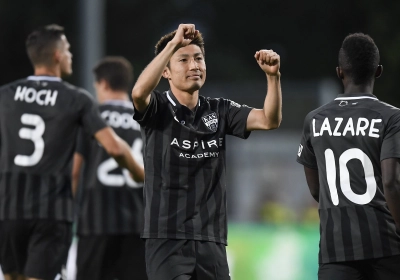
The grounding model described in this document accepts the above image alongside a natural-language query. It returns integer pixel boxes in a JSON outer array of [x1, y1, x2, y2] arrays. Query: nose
[[189, 58, 199, 70]]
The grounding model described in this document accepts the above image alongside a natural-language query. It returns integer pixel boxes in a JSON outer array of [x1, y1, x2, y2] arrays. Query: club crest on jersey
[[202, 112, 218, 132]]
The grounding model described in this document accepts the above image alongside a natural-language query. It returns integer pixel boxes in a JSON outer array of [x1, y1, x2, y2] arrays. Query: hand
[[255, 50, 280, 76], [170, 24, 199, 49]]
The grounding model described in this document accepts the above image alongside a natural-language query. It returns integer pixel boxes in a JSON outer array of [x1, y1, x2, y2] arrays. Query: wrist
[[266, 72, 281, 80]]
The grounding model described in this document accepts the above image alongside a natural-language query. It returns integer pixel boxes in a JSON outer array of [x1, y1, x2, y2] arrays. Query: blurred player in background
[[0, 25, 143, 280], [131, 23, 282, 280], [297, 33, 400, 279], [72, 57, 146, 280]]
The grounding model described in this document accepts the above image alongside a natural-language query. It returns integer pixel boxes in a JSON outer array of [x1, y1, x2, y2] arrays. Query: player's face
[[58, 35, 73, 76], [166, 44, 206, 94]]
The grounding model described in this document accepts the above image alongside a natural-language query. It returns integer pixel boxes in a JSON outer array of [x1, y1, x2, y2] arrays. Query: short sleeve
[[132, 91, 159, 127], [75, 128, 91, 159], [225, 99, 253, 139], [381, 111, 400, 160], [297, 113, 318, 169], [78, 91, 107, 136]]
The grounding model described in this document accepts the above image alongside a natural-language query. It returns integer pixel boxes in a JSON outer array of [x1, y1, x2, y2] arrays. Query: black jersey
[[76, 100, 144, 235], [0, 76, 106, 222], [297, 93, 400, 263], [133, 90, 253, 245]]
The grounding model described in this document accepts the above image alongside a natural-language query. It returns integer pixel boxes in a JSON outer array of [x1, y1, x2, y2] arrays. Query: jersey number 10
[[325, 148, 377, 206]]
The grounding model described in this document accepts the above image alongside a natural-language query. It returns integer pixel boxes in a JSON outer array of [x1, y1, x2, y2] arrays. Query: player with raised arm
[[297, 33, 400, 279], [0, 25, 143, 280], [72, 57, 146, 280], [131, 23, 282, 280]]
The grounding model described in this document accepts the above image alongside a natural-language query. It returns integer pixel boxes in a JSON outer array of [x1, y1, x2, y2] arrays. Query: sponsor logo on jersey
[[339, 101, 348, 107], [202, 112, 218, 132], [170, 137, 224, 159]]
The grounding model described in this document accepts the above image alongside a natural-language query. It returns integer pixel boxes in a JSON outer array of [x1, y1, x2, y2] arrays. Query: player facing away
[[72, 57, 147, 280], [297, 33, 400, 280], [131, 24, 282, 280], [0, 25, 143, 280]]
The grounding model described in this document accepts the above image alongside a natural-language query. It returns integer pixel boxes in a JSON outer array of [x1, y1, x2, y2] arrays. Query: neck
[[34, 66, 61, 78], [343, 78, 374, 95], [98, 90, 129, 104], [170, 87, 199, 111]]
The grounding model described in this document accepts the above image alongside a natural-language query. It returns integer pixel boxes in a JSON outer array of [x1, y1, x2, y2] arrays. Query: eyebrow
[[177, 53, 203, 57]]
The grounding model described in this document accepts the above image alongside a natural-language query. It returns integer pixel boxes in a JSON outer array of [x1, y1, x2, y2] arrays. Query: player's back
[[298, 93, 400, 263], [76, 100, 144, 235], [0, 76, 104, 221]]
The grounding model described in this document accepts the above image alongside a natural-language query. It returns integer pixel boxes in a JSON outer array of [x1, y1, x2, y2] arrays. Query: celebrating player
[[131, 23, 282, 280], [0, 25, 143, 280], [73, 56, 146, 280], [297, 33, 400, 279]]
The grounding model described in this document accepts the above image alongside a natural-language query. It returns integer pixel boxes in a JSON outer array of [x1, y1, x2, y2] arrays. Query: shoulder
[[304, 102, 333, 123], [0, 78, 28, 92]]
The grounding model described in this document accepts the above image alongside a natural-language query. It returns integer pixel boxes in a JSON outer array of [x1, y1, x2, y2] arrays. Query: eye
[[196, 57, 203, 61], [179, 59, 187, 62]]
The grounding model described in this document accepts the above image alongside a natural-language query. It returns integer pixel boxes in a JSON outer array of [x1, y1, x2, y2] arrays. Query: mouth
[[187, 73, 202, 79]]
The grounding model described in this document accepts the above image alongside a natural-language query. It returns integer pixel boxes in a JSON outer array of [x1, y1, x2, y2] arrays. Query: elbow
[[105, 143, 125, 159], [266, 118, 282, 130], [382, 176, 400, 191]]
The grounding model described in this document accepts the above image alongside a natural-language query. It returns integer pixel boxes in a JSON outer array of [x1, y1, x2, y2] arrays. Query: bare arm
[[131, 23, 198, 113], [304, 166, 320, 202], [246, 50, 282, 131], [382, 158, 400, 230], [71, 153, 84, 198], [94, 127, 145, 182]]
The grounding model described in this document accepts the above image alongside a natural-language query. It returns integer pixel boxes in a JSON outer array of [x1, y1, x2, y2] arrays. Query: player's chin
[[187, 80, 204, 91]]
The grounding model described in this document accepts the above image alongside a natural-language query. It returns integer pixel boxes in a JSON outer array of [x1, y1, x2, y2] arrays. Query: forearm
[[132, 41, 178, 112], [384, 184, 400, 229], [382, 158, 400, 229], [263, 73, 282, 128], [114, 139, 145, 182]]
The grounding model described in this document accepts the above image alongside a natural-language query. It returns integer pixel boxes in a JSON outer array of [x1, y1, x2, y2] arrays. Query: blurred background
[[1, 0, 400, 279]]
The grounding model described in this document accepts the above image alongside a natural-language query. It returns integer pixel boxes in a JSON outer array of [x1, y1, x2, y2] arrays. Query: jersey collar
[[102, 99, 133, 108], [27, 75, 62, 82], [165, 90, 201, 110], [335, 93, 378, 101]]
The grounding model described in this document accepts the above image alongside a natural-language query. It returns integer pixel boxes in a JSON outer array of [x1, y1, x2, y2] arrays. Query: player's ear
[[53, 49, 61, 64], [375, 65, 383, 79], [336, 67, 344, 79], [162, 66, 171, 80]]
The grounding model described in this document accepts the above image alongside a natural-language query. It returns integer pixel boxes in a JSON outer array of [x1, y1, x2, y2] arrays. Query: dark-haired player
[[131, 23, 282, 280], [297, 33, 400, 279], [0, 25, 143, 280], [72, 56, 147, 280]]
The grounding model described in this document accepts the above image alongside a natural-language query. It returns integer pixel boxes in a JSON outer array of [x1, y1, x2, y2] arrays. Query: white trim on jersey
[[166, 91, 201, 107], [27, 76, 62, 82], [335, 96, 378, 101], [166, 91, 176, 106], [103, 99, 133, 108]]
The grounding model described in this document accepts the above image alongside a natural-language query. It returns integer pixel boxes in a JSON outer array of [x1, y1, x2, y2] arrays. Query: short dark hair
[[26, 24, 65, 67], [93, 56, 134, 92], [338, 33, 380, 85], [155, 30, 205, 57]]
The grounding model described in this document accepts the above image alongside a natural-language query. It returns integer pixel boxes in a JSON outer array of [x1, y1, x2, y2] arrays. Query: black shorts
[[145, 239, 230, 280], [318, 254, 400, 280], [0, 219, 72, 280], [76, 234, 147, 280]]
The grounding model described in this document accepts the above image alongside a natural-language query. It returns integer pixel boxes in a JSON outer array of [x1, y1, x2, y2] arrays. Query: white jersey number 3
[[97, 138, 143, 188], [325, 148, 377, 206], [14, 114, 45, 167]]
